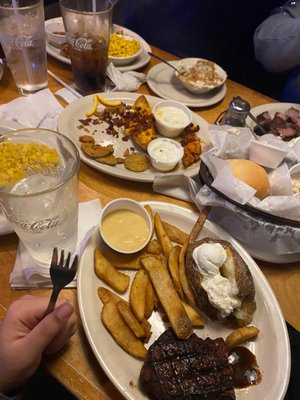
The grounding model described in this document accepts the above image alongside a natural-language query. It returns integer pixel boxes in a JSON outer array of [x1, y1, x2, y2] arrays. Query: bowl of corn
[[108, 32, 142, 66]]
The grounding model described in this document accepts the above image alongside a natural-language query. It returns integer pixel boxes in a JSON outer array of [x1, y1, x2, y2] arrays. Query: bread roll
[[227, 158, 270, 200]]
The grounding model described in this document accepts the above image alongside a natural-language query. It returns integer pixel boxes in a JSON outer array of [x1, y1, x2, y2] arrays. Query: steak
[[139, 328, 235, 400]]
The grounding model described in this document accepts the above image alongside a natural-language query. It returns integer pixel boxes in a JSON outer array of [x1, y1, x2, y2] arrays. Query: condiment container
[[249, 139, 289, 169], [153, 100, 192, 138], [99, 198, 152, 254], [45, 21, 67, 48], [147, 137, 184, 172]]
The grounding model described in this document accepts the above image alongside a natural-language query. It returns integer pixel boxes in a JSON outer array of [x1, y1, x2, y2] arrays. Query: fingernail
[[55, 302, 73, 320]]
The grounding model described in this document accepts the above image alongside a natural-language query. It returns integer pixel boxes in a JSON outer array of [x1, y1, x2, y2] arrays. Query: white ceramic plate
[[45, 18, 151, 72], [77, 201, 290, 400], [246, 102, 300, 144], [0, 64, 3, 81], [147, 61, 227, 108], [57, 92, 209, 183]]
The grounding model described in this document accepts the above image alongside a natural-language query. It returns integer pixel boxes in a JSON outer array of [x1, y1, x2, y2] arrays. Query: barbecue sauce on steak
[[139, 328, 235, 400]]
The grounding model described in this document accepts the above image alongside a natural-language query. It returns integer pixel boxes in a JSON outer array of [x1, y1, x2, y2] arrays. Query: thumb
[[25, 302, 74, 356]]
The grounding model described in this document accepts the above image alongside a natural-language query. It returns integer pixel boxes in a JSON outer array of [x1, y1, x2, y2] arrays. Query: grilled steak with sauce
[[139, 328, 235, 400]]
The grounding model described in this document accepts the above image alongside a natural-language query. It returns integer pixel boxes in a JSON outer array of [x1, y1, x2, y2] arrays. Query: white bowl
[[152, 99, 192, 138], [45, 22, 67, 48], [99, 198, 152, 254], [249, 139, 289, 169], [108, 34, 142, 66], [147, 137, 184, 172], [175, 57, 227, 94]]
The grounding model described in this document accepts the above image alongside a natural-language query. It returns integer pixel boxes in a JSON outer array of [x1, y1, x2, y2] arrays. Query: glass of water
[[0, 128, 80, 266], [0, 0, 48, 95]]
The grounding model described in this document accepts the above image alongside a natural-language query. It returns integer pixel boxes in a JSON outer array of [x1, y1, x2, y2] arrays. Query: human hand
[[0, 295, 77, 393]]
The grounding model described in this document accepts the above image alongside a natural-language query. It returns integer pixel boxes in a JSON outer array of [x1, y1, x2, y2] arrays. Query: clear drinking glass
[[0, 0, 48, 95], [60, 0, 113, 94], [0, 128, 80, 266]]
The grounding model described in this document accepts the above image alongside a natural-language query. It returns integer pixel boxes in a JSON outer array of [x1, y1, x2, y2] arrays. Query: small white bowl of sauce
[[100, 198, 152, 254], [147, 137, 184, 172], [153, 99, 192, 138], [289, 163, 300, 196]]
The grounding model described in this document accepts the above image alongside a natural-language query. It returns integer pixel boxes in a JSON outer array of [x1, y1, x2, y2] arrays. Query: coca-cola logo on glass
[[67, 34, 93, 50], [13, 216, 61, 233], [7, 35, 35, 48]]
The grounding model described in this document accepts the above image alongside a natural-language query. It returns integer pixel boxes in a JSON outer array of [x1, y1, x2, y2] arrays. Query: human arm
[[0, 295, 77, 394], [254, 2, 300, 73]]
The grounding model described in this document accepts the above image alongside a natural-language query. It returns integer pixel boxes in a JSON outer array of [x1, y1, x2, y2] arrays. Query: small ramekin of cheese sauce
[[153, 99, 192, 138], [147, 137, 184, 171], [100, 198, 152, 254]]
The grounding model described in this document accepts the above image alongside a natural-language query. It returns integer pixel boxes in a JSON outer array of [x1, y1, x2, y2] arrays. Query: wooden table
[[0, 46, 299, 400]]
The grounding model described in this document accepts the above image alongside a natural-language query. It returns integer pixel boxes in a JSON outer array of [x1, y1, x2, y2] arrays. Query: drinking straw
[[11, 0, 34, 84], [92, 0, 96, 12], [47, 69, 82, 98]]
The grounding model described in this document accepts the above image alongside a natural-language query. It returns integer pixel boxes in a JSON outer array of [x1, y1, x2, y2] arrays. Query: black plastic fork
[[43, 247, 78, 317]]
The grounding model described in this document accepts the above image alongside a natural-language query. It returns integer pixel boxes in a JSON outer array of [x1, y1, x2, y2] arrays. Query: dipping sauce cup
[[0, 0, 48, 96], [60, 0, 113, 95]]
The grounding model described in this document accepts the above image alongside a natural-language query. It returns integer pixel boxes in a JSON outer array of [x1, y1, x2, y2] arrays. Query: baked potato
[[185, 238, 256, 327]]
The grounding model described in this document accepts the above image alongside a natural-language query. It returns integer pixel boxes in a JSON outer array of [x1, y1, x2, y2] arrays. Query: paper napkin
[[10, 199, 101, 289], [0, 88, 64, 130]]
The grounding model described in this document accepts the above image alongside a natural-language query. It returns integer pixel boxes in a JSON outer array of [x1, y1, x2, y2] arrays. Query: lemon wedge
[[85, 95, 99, 117], [97, 95, 122, 107]]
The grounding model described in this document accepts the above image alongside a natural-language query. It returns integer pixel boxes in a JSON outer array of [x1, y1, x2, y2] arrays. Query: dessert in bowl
[[108, 33, 142, 66], [175, 57, 227, 94]]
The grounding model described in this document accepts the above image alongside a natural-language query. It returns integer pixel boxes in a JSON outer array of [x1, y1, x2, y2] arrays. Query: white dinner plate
[[0, 64, 3, 81], [57, 92, 210, 183], [246, 102, 300, 144], [45, 18, 151, 72], [147, 61, 227, 108], [77, 201, 290, 400]]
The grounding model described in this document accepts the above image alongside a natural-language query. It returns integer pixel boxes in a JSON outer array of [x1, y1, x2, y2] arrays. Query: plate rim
[[57, 91, 209, 183], [77, 200, 291, 400], [147, 61, 227, 108], [45, 18, 151, 72]]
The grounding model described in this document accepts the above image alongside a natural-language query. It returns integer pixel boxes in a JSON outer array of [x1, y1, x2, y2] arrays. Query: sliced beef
[[139, 328, 235, 400]]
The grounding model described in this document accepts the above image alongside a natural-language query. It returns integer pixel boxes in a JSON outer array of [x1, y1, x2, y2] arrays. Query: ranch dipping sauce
[[150, 139, 182, 163], [101, 209, 150, 252], [155, 106, 189, 128]]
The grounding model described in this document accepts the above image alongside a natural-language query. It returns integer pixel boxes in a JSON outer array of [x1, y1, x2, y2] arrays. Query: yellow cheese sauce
[[101, 209, 149, 252]]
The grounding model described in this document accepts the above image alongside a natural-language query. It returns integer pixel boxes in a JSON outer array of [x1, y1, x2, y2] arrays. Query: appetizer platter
[[45, 18, 151, 72], [57, 92, 210, 183], [77, 201, 290, 400]]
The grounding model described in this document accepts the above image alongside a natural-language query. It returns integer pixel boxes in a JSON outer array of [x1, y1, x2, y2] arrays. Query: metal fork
[[43, 247, 78, 317]]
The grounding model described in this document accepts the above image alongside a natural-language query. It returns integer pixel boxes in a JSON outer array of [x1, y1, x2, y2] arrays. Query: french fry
[[97, 286, 123, 305], [141, 255, 193, 339], [94, 249, 130, 292], [144, 204, 154, 237], [129, 269, 148, 322], [178, 240, 196, 306], [162, 221, 189, 245], [144, 280, 155, 319], [182, 301, 205, 327], [225, 326, 260, 349], [101, 300, 147, 359], [146, 239, 162, 255], [102, 247, 145, 270], [168, 245, 184, 299], [154, 213, 173, 260], [189, 206, 211, 243], [117, 300, 146, 338]]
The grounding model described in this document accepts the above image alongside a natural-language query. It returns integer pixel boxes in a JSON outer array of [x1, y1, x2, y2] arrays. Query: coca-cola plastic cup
[[0, 0, 48, 95], [0, 128, 80, 266], [60, 0, 113, 94]]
